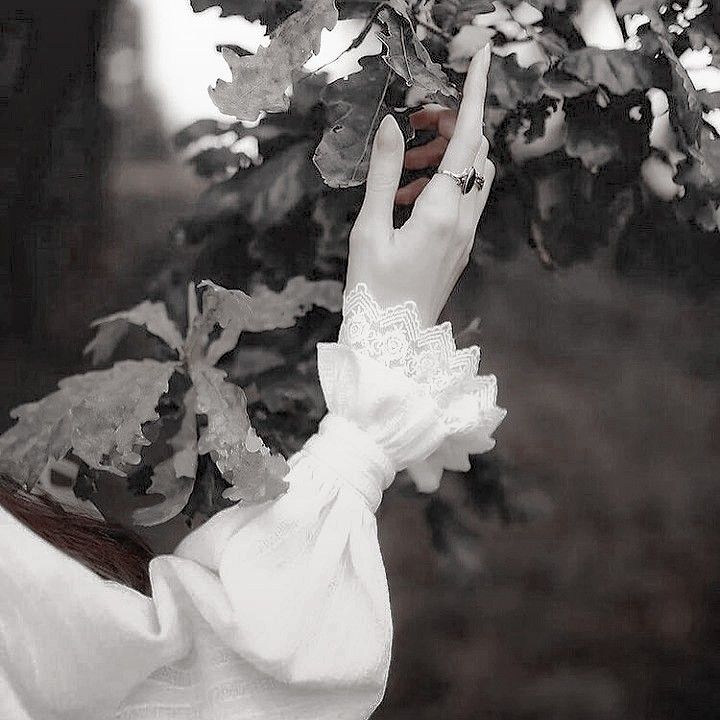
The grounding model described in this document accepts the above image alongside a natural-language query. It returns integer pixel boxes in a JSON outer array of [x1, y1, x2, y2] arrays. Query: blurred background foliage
[[1, 0, 720, 718]]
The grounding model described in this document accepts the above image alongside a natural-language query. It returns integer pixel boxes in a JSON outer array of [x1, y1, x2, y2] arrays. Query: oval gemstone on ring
[[463, 167, 477, 194]]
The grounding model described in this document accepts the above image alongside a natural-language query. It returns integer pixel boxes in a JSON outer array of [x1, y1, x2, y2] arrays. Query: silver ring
[[437, 167, 485, 194]]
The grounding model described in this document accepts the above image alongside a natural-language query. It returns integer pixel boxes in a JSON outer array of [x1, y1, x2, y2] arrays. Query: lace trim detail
[[339, 283, 481, 398]]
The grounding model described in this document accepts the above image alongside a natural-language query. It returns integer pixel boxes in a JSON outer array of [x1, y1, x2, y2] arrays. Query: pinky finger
[[395, 176, 431, 206]]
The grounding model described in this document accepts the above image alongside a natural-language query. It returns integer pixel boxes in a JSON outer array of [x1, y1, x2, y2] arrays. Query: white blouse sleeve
[[0, 283, 505, 720]]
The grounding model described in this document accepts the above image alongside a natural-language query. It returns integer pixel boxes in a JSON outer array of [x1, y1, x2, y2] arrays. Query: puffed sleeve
[[0, 283, 505, 720]]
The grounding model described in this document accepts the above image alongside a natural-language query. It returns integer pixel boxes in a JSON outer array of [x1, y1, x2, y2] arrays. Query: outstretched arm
[[0, 47, 503, 720]]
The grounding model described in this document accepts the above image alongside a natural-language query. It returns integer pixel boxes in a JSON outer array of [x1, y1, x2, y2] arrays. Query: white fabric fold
[[301, 415, 394, 512], [338, 283, 507, 492], [0, 284, 505, 720], [315, 342, 448, 470]]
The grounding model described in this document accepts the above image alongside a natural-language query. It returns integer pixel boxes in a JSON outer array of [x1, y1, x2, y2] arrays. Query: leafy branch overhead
[[209, 0, 338, 120], [200, 0, 720, 235], [166, 0, 720, 526], [207, 0, 463, 186]]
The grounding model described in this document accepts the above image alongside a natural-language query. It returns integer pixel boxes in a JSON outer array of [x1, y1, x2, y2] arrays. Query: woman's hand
[[345, 45, 494, 328]]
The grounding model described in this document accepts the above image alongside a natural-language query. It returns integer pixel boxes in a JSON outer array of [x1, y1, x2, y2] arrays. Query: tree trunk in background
[[1, 2, 111, 340]]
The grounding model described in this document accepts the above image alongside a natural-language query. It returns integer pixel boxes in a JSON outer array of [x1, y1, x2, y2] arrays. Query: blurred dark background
[[2, 2, 720, 719]]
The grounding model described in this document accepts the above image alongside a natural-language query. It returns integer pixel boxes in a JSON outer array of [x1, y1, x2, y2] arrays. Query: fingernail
[[483, 43, 491, 64], [376, 114, 401, 150]]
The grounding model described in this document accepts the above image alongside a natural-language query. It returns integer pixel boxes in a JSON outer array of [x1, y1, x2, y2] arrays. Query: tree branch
[[415, 17, 452, 42]]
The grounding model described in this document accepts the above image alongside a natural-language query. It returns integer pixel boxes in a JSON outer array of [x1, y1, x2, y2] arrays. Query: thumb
[[357, 114, 405, 229]]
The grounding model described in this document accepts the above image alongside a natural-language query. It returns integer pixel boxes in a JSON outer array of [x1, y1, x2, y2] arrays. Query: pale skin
[[345, 45, 494, 328]]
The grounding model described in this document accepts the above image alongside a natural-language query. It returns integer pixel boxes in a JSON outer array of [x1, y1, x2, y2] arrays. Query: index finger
[[406, 44, 491, 230], [439, 44, 491, 173]]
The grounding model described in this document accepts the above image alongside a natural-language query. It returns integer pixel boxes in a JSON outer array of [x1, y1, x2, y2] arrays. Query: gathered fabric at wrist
[[300, 415, 394, 513], [335, 282, 506, 493]]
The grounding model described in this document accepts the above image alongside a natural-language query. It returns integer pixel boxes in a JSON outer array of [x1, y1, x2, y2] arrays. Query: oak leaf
[[314, 55, 394, 187], [84, 301, 184, 365], [192, 364, 289, 502], [543, 48, 657, 98], [190, 0, 301, 31], [209, 0, 338, 121], [0, 360, 177, 485], [615, 0, 665, 34], [432, 0, 495, 30], [187, 280, 252, 365], [447, 26, 496, 73], [203, 276, 342, 365], [656, 34, 702, 146], [132, 388, 199, 527], [245, 276, 343, 331], [565, 116, 621, 173], [488, 53, 544, 110], [377, 7, 459, 106]]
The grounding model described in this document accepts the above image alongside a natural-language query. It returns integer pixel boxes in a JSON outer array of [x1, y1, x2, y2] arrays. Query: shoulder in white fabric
[[338, 282, 507, 493]]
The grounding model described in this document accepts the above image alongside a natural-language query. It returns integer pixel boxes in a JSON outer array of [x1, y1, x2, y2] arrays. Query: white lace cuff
[[336, 283, 506, 492]]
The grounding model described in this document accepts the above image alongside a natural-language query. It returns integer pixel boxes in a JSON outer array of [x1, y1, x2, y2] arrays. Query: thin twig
[[702, 116, 720, 139], [529, 221, 556, 269], [415, 17, 452, 41]]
